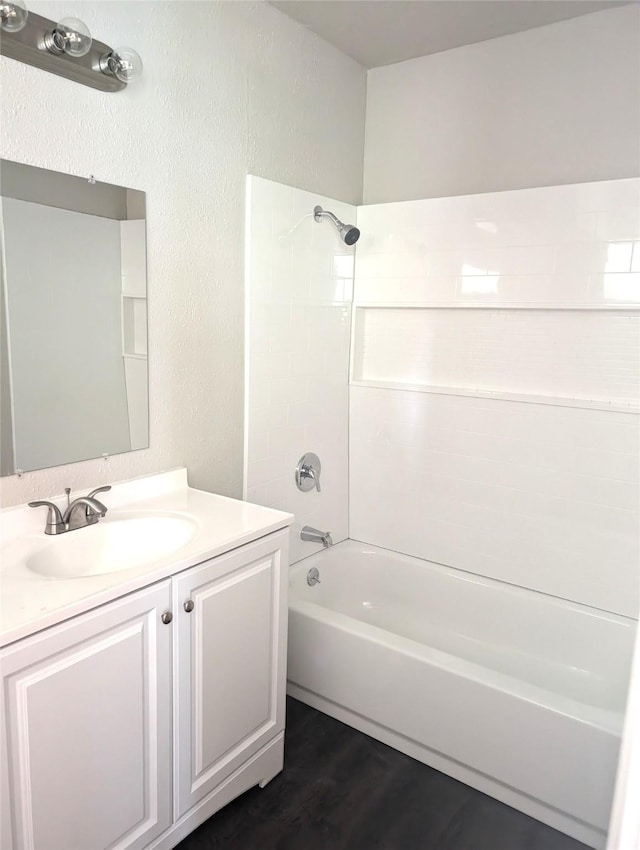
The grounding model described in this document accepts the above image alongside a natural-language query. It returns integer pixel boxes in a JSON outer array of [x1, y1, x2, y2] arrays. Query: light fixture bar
[[0, 9, 126, 92]]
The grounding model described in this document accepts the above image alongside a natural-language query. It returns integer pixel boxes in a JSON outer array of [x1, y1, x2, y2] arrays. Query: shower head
[[313, 205, 360, 245]]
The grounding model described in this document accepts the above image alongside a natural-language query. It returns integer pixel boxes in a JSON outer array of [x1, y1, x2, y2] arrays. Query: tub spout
[[301, 526, 333, 548]]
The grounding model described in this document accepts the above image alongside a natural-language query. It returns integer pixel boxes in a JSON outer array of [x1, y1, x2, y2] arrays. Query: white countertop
[[0, 469, 293, 647]]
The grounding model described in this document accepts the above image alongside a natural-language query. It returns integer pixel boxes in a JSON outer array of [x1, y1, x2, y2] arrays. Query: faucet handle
[[85, 486, 111, 518], [87, 485, 111, 500], [28, 501, 65, 535], [295, 453, 322, 493], [84, 484, 111, 525], [303, 465, 321, 492]]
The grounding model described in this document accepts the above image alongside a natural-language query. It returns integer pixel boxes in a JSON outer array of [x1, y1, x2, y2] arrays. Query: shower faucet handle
[[295, 452, 322, 493], [304, 465, 321, 492]]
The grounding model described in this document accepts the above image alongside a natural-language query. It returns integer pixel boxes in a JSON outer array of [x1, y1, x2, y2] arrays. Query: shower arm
[[313, 206, 341, 226]]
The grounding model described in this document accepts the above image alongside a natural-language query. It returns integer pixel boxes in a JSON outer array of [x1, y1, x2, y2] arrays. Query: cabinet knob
[[161, 611, 173, 625], [183, 600, 194, 613]]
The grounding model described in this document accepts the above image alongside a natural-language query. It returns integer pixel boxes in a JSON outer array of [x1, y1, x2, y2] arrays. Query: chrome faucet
[[29, 486, 111, 535], [300, 526, 333, 548]]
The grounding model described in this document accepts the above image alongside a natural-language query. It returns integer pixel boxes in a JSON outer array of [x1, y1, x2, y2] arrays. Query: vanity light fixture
[[0, 0, 27, 32], [0, 3, 142, 91], [99, 46, 143, 83], [44, 16, 92, 58]]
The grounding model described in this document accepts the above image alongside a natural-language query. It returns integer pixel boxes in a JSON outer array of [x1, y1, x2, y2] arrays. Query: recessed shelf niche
[[122, 295, 147, 357], [120, 218, 147, 358], [350, 305, 640, 411]]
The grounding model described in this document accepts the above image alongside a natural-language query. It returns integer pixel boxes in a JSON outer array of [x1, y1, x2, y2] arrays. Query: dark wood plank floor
[[176, 697, 591, 850]]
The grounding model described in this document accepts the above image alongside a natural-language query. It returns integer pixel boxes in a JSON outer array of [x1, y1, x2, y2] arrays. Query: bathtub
[[287, 540, 637, 850]]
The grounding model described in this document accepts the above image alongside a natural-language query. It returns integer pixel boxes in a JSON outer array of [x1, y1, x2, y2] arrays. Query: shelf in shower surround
[[349, 379, 640, 413], [122, 294, 147, 356], [350, 305, 640, 413]]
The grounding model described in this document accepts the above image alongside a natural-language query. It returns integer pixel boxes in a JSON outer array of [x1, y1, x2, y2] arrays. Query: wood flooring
[[176, 697, 590, 850]]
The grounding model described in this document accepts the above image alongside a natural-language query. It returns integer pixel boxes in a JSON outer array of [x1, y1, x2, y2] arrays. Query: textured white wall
[[363, 5, 640, 203], [0, 0, 365, 507], [245, 177, 354, 564]]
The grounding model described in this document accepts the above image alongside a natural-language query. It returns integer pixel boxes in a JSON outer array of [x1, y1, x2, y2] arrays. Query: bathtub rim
[[290, 538, 636, 719], [292, 537, 640, 625]]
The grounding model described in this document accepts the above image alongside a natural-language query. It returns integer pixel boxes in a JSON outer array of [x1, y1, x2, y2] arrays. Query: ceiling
[[268, 0, 633, 68]]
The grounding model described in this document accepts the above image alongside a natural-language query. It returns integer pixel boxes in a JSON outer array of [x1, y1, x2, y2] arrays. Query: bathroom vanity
[[0, 470, 293, 850]]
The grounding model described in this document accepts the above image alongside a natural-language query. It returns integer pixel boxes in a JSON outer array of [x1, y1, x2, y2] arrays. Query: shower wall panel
[[244, 176, 355, 564], [350, 179, 640, 617]]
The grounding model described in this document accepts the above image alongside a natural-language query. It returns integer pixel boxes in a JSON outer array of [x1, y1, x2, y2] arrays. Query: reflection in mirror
[[0, 160, 148, 476]]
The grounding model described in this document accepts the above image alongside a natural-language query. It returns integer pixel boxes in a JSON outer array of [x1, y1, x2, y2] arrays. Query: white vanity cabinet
[[0, 528, 289, 850], [0, 581, 173, 850], [173, 533, 287, 820]]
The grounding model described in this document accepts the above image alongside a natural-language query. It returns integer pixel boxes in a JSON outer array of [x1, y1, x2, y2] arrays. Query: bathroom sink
[[25, 513, 199, 579]]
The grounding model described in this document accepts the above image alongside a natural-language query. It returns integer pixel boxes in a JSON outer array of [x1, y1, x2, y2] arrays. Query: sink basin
[[25, 513, 199, 579]]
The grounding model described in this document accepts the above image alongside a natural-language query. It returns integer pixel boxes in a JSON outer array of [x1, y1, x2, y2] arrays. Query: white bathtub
[[287, 540, 637, 850]]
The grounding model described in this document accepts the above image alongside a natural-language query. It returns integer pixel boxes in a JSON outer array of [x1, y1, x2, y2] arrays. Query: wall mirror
[[0, 160, 148, 476]]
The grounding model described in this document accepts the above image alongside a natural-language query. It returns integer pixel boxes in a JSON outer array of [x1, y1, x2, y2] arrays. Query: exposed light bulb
[[0, 0, 28, 33], [100, 46, 143, 83], [46, 16, 92, 57]]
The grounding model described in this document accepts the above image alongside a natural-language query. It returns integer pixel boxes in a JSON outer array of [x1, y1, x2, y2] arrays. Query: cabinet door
[[174, 531, 288, 818], [0, 581, 172, 850]]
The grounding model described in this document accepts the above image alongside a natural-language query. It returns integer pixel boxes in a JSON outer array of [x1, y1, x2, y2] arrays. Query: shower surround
[[244, 175, 640, 847], [244, 177, 355, 564], [351, 178, 639, 616]]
